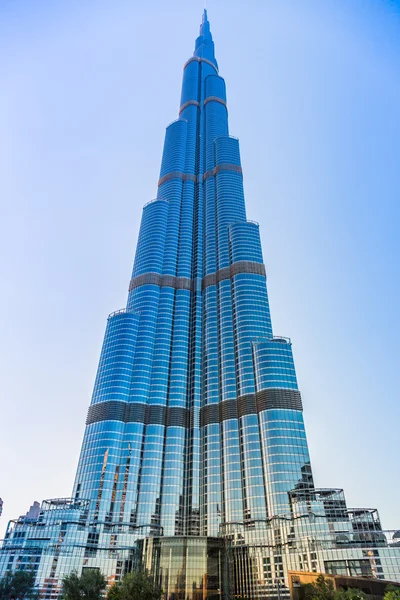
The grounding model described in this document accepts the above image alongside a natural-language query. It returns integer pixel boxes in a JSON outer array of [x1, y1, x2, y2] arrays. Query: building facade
[[1, 11, 400, 600]]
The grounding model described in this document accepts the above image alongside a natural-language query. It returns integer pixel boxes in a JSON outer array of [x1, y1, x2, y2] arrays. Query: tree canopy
[[303, 574, 366, 600], [303, 574, 336, 600], [0, 569, 39, 600], [61, 569, 107, 600], [384, 585, 400, 600], [106, 570, 161, 600], [335, 588, 367, 600]]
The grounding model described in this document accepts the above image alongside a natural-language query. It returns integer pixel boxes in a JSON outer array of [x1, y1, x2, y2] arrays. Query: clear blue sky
[[0, 0, 399, 537]]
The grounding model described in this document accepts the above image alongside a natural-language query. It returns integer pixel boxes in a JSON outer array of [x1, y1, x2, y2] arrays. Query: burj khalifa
[[1, 11, 399, 600]]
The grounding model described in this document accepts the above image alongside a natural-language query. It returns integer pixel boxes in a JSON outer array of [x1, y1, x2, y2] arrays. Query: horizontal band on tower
[[86, 390, 302, 427], [204, 96, 227, 108], [179, 100, 200, 114], [158, 171, 197, 187], [202, 261, 266, 289], [230, 260, 266, 278], [178, 97, 226, 115], [184, 56, 219, 73], [203, 163, 243, 182], [256, 388, 303, 412], [129, 261, 266, 292], [200, 389, 303, 427], [86, 401, 190, 427], [129, 273, 193, 292], [157, 163, 243, 187]]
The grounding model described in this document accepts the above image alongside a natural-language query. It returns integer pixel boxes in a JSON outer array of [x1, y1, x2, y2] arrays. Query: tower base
[[138, 536, 228, 600]]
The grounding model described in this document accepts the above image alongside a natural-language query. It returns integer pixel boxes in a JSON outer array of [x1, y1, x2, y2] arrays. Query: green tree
[[303, 574, 336, 600], [303, 575, 367, 600], [79, 571, 107, 600], [61, 569, 107, 600], [105, 582, 121, 600], [335, 588, 366, 600], [384, 585, 400, 600], [61, 572, 81, 600], [106, 570, 161, 600], [0, 569, 39, 600]]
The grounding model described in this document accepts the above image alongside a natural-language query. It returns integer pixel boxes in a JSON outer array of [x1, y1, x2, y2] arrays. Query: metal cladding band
[[201, 261, 266, 290], [184, 56, 219, 73], [204, 96, 227, 108], [158, 163, 243, 187], [129, 272, 193, 292], [237, 394, 257, 418], [179, 100, 201, 114], [129, 261, 266, 293], [200, 404, 219, 427], [199, 389, 303, 426], [158, 171, 197, 187], [220, 399, 238, 421], [214, 163, 242, 175], [147, 405, 166, 425], [216, 266, 230, 283], [230, 260, 266, 278], [256, 388, 303, 412], [203, 163, 243, 182], [202, 273, 216, 288], [86, 401, 190, 427], [168, 406, 190, 427]]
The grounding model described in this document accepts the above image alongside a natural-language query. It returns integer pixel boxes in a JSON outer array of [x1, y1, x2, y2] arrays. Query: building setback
[[1, 11, 400, 600]]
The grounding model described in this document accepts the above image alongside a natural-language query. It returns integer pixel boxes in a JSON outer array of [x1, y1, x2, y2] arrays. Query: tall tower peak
[[194, 7, 217, 67], [200, 8, 210, 37]]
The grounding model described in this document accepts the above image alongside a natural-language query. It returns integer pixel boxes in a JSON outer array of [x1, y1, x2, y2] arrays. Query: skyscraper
[[1, 11, 400, 600]]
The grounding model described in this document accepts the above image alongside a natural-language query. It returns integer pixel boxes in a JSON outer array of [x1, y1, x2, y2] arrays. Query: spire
[[194, 8, 218, 68], [200, 9, 210, 38]]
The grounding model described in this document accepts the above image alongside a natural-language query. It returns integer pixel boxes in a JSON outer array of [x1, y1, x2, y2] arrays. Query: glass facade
[[139, 537, 227, 600], [1, 10, 400, 600]]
